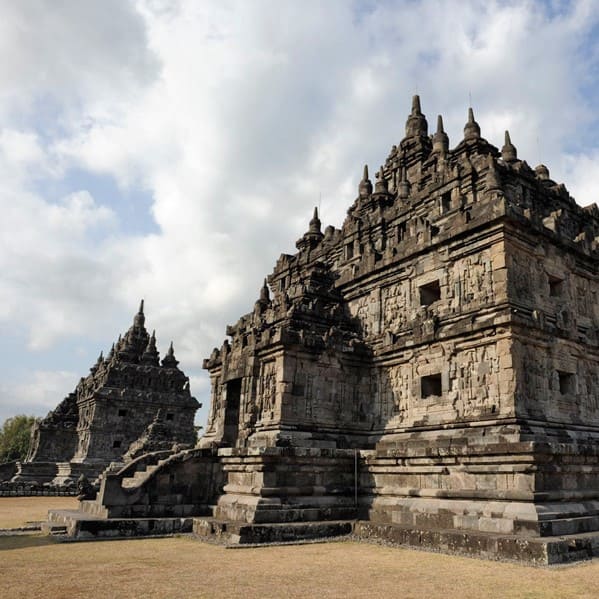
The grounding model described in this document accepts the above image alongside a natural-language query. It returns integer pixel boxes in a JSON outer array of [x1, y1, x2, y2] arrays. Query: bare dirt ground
[[0, 496, 78, 528], [1, 498, 599, 599]]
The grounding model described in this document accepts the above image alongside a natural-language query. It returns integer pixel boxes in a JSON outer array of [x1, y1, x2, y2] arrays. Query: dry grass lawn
[[1, 498, 599, 598], [0, 496, 78, 528]]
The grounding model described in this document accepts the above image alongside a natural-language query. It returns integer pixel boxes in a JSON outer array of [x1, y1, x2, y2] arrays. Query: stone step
[[103, 502, 209, 519], [537, 514, 599, 537], [79, 500, 109, 518], [121, 464, 160, 489], [192, 518, 354, 545], [41, 521, 69, 535], [354, 521, 599, 565], [68, 516, 193, 539], [49, 525, 67, 536]]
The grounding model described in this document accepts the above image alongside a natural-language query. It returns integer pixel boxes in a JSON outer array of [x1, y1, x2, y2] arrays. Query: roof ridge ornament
[[374, 166, 389, 194], [133, 299, 146, 328], [358, 165, 373, 198], [404, 95, 428, 139], [161, 341, 179, 369], [463, 107, 481, 141], [309, 206, 321, 234], [501, 130, 518, 163], [432, 115, 449, 154]]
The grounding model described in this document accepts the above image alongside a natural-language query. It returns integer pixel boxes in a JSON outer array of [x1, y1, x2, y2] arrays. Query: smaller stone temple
[[7, 301, 200, 487]]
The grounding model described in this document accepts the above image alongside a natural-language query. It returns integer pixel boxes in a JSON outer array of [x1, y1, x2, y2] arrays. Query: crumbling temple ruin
[[46, 97, 599, 564], [4, 302, 199, 489]]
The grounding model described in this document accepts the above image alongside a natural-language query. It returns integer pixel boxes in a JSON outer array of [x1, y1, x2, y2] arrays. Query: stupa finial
[[358, 164, 373, 198], [463, 107, 481, 141], [501, 130, 518, 163], [432, 114, 449, 154]]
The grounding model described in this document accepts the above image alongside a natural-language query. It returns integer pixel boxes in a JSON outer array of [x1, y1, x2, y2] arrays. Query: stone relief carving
[[348, 294, 373, 337], [509, 252, 533, 299], [452, 252, 494, 306], [383, 281, 410, 333], [257, 361, 277, 421], [452, 345, 500, 418]]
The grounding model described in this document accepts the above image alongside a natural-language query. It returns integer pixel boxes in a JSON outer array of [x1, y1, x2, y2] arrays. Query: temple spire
[[374, 166, 389, 194], [134, 298, 146, 328], [501, 130, 518, 163], [141, 330, 160, 366], [259, 278, 270, 303], [309, 206, 321, 234], [463, 107, 481, 141], [432, 114, 449, 154], [404, 94, 428, 138], [161, 341, 179, 369], [296, 206, 323, 251], [412, 94, 422, 114], [90, 351, 104, 374], [358, 164, 373, 198]]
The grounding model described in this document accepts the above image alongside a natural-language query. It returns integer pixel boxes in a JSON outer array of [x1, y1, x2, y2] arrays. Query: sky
[[1, 0, 599, 429]]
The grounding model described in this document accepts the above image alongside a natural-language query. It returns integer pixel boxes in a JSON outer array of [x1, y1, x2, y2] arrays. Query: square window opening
[[419, 280, 441, 307], [549, 275, 564, 297], [398, 222, 407, 242], [441, 191, 451, 212], [421, 374, 442, 398], [112, 440, 122, 449], [118, 409, 127, 417], [558, 371, 575, 395], [166, 413, 174, 421], [292, 383, 305, 396]]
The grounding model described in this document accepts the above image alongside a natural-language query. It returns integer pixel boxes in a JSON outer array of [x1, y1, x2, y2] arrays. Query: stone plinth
[[214, 447, 358, 524]]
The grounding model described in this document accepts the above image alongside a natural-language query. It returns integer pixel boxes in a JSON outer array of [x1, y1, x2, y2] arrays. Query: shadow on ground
[[0, 534, 58, 551]]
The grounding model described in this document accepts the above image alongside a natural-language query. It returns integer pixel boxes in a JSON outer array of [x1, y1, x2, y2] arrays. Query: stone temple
[[46, 97, 599, 564], [6, 301, 199, 488]]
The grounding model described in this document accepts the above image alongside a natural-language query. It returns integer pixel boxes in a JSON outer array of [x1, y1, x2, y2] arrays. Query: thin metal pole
[[354, 448, 358, 508]]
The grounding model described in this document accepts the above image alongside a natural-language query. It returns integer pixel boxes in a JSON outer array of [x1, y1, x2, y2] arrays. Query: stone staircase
[[44, 448, 221, 539], [45, 523, 68, 537], [120, 459, 167, 489]]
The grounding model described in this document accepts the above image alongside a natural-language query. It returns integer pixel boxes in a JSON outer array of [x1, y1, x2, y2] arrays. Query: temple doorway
[[223, 378, 242, 446]]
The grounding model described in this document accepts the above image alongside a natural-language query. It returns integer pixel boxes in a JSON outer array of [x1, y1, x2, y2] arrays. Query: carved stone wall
[[54, 97, 599, 562], [280, 352, 372, 430]]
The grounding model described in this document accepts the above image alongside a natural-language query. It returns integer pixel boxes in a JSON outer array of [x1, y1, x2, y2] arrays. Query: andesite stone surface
[[46, 97, 599, 564]]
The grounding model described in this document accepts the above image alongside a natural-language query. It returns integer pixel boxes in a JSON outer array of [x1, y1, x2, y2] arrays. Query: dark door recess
[[223, 378, 242, 447]]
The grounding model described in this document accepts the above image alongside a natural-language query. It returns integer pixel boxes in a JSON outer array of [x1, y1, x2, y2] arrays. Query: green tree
[[0, 415, 36, 463]]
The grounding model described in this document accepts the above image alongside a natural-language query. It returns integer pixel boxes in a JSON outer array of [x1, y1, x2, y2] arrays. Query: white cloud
[[1, 1, 599, 423], [0, 0, 158, 123], [0, 371, 78, 421]]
